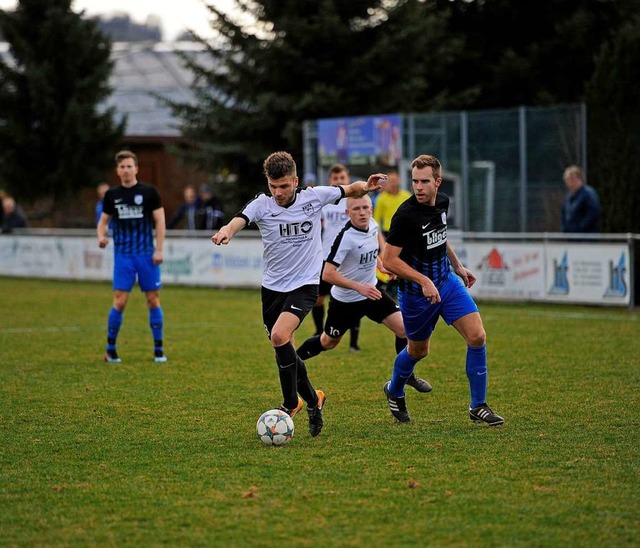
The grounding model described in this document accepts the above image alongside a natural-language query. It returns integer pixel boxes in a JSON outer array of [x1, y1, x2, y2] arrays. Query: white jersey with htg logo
[[240, 186, 343, 292], [326, 218, 381, 303]]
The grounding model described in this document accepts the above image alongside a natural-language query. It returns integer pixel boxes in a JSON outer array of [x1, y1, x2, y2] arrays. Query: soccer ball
[[256, 409, 295, 446]]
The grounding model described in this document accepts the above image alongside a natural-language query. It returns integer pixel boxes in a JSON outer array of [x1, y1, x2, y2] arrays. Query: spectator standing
[[0, 189, 6, 228], [561, 165, 601, 233], [382, 154, 504, 426], [211, 151, 384, 437], [197, 184, 225, 231], [97, 150, 167, 363], [167, 184, 200, 230], [1, 196, 29, 233]]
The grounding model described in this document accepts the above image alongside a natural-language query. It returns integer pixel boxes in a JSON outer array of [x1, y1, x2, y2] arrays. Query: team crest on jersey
[[441, 212, 447, 225], [135, 194, 143, 205], [302, 203, 315, 217]]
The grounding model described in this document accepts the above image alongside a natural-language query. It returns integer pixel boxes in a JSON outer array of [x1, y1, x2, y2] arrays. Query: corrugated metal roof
[[0, 41, 208, 138], [106, 42, 209, 137]]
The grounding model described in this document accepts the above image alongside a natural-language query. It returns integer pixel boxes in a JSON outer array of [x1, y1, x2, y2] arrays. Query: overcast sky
[[0, 0, 231, 41]]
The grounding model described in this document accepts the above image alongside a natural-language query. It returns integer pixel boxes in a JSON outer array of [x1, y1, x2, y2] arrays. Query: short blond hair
[[346, 194, 372, 208]]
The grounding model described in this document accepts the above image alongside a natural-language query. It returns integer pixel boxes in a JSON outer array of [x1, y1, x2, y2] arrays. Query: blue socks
[[149, 307, 164, 354], [106, 307, 123, 351], [389, 348, 419, 397], [107, 306, 166, 356], [466, 345, 488, 408]]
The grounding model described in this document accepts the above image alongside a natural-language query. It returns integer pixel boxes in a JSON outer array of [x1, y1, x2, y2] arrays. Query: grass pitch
[[1, 277, 638, 546]]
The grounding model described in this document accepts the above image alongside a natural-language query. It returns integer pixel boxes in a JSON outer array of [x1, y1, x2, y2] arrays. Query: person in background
[[312, 163, 363, 352], [196, 184, 225, 231], [167, 184, 200, 231], [297, 194, 432, 394], [373, 170, 411, 238], [0, 189, 6, 228], [97, 150, 167, 364], [211, 151, 384, 438], [95, 183, 110, 226], [561, 165, 601, 233], [382, 154, 504, 426], [1, 196, 29, 233]]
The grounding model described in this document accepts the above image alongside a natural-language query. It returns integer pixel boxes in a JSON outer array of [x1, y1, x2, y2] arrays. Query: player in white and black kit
[[382, 154, 504, 426], [297, 195, 432, 394], [212, 151, 384, 437], [311, 163, 363, 351]]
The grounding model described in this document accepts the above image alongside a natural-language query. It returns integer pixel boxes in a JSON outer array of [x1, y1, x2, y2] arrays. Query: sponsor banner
[[545, 243, 630, 305], [0, 235, 264, 287], [0, 236, 111, 280], [318, 114, 402, 167], [463, 242, 546, 300], [0, 235, 631, 306], [162, 238, 263, 287]]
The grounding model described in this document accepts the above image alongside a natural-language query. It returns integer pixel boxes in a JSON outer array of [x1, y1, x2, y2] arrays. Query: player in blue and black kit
[[382, 154, 504, 426], [97, 150, 167, 364]]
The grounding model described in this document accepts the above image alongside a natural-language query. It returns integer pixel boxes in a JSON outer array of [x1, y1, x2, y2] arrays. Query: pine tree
[[0, 0, 123, 222], [166, 0, 449, 206], [587, 16, 640, 233]]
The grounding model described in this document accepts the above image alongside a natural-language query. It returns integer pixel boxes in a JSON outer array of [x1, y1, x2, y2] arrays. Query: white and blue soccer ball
[[256, 409, 295, 446]]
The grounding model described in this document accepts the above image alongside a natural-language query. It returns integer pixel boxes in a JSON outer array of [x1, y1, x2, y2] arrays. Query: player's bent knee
[[467, 332, 486, 347], [270, 332, 290, 347]]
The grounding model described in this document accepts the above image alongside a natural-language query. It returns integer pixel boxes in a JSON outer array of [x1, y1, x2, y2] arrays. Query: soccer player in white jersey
[[297, 195, 432, 394], [312, 163, 363, 352], [212, 151, 384, 437]]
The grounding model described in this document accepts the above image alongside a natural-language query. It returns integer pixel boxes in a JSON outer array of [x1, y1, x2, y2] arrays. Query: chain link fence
[[303, 103, 586, 233]]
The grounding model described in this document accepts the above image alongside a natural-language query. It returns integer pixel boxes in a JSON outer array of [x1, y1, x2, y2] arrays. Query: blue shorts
[[113, 253, 162, 293], [399, 274, 478, 341]]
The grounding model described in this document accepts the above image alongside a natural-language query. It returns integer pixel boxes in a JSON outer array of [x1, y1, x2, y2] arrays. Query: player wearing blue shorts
[[382, 154, 504, 426], [212, 151, 384, 437], [297, 195, 432, 394], [97, 150, 167, 364]]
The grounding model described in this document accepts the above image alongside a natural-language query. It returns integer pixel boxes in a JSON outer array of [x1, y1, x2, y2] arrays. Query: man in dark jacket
[[561, 165, 600, 233]]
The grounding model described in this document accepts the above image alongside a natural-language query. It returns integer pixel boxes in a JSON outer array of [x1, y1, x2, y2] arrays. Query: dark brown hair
[[115, 150, 138, 166], [263, 151, 296, 180]]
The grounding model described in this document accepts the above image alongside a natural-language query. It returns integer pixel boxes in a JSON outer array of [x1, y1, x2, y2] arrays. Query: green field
[[1, 277, 638, 546]]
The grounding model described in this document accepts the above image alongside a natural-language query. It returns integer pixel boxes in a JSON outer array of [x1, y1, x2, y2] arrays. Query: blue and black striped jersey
[[103, 183, 162, 256], [386, 192, 451, 295]]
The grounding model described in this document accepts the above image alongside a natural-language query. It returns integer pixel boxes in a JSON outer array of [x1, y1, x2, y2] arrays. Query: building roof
[[107, 42, 208, 137], [0, 41, 208, 138]]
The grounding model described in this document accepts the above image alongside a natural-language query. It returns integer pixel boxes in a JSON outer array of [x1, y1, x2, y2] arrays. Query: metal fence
[[303, 103, 586, 233]]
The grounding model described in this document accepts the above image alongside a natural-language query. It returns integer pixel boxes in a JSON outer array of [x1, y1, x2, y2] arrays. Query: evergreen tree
[[431, 0, 621, 108], [587, 16, 640, 234], [0, 0, 124, 221], [166, 0, 451, 205], [168, 0, 626, 208]]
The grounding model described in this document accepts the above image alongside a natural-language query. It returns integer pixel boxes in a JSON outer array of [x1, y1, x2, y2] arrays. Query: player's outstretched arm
[[211, 216, 247, 245], [342, 173, 387, 198]]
